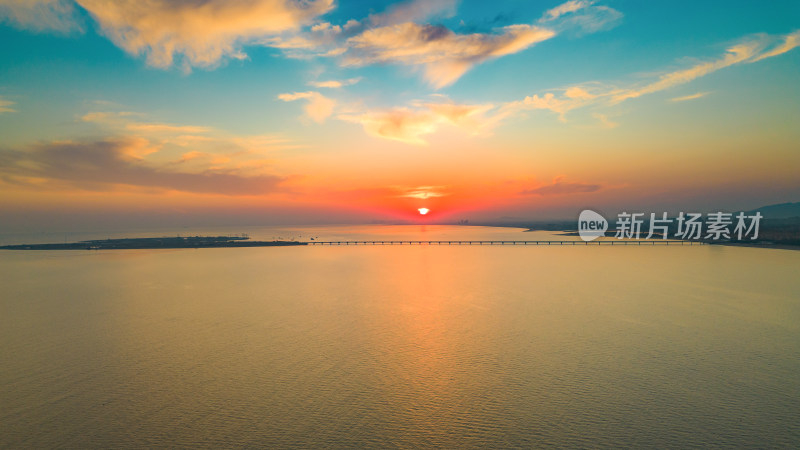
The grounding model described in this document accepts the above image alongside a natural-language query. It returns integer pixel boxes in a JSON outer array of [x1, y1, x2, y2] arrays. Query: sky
[[0, 0, 798, 230]]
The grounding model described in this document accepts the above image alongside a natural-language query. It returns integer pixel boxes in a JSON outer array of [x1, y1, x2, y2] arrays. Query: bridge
[[307, 240, 703, 246]]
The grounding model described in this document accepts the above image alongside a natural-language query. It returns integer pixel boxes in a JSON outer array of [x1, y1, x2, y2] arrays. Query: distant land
[[747, 202, 800, 219], [2, 203, 798, 251], [0, 236, 307, 250], [473, 202, 800, 248]]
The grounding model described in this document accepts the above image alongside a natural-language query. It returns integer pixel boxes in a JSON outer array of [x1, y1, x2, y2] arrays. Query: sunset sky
[[1, 0, 798, 230]]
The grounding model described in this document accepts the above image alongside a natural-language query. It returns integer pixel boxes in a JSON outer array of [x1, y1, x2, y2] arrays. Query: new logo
[[578, 210, 608, 241]]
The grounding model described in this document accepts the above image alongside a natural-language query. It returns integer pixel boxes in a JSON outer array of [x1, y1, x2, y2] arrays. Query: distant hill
[[747, 202, 800, 219]]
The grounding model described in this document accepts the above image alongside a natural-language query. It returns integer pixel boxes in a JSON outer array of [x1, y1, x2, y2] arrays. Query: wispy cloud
[[521, 177, 602, 196], [125, 123, 213, 134], [503, 92, 583, 122], [278, 91, 335, 123], [369, 0, 458, 27], [751, 30, 800, 62], [394, 185, 449, 199], [2, 0, 617, 89], [339, 100, 497, 145], [610, 41, 761, 104], [269, 18, 556, 88], [670, 92, 709, 102], [0, 0, 80, 33], [327, 29, 800, 144], [266, 1, 620, 87], [74, 0, 334, 70], [592, 113, 618, 129], [1, 103, 303, 195], [542, 0, 596, 21], [77, 106, 298, 176], [506, 30, 800, 122], [539, 0, 622, 36], [344, 23, 555, 88], [0, 96, 16, 113], [81, 110, 142, 123], [0, 138, 286, 195], [308, 77, 361, 88]]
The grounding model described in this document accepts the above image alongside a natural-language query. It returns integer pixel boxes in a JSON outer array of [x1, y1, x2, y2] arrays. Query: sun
[[418, 208, 430, 215]]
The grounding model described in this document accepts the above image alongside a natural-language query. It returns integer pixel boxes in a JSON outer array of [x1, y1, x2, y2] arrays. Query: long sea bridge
[[307, 240, 703, 246]]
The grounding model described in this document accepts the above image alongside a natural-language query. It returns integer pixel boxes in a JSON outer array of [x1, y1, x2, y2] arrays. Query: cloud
[[0, 96, 16, 113], [75, 0, 334, 70], [324, 30, 800, 144], [278, 91, 335, 123], [125, 123, 212, 134], [339, 100, 496, 145], [80, 107, 297, 149], [77, 106, 300, 177], [504, 92, 580, 121], [522, 177, 602, 196], [340, 108, 440, 145], [394, 185, 449, 199], [266, 1, 619, 88], [369, 0, 458, 27], [81, 110, 142, 123], [751, 30, 800, 62], [542, 0, 595, 21], [0, 138, 285, 195], [564, 86, 596, 100], [344, 23, 555, 88], [610, 41, 761, 104], [260, 20, 346, 58], [267, 2, 622, 88], [670, 92, 709, 102], [505, 30, 800, 123], [592, 112, 617, 128], [308, 77, 361, 88], [539, 0, 622, 35], [0, 0, 80, 32]]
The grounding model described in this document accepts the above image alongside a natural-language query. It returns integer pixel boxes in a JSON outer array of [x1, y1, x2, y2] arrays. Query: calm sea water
[[1, 225, 799, 447]]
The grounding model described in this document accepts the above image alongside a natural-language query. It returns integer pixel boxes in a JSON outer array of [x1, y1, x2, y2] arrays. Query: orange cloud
[[0, 96, 16, 113], [611, 41, 761, 104], [344, 23, 555, 88], [504, 92, 582, 121], [125, 123, 212, 134], [308, 77, 361, 88], [504, 30, 800, 122], [751, 30, 800, 62], [319, 29, 800, 144], [592, 113, 618, 129], [81, 110, 141, 123], [278, 91, 335, 123], [339, 100, 496, 145], [0, 138, 285, 195], [670, 92, 709, 102], [76, 106, 298, 177], [369, 0, 457, 27], [522, 177, 602, 196], [75, 0, 334, 69], [564, 86, 596, 100], [0, 0, 80, 32], [393, 185, 449, 199]]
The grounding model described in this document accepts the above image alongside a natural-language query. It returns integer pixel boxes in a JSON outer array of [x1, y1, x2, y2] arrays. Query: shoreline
[[2, 230, 797, 251], [0, 236, 307, 250]]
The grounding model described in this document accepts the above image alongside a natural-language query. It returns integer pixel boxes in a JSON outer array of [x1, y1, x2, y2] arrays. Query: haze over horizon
[[1, 0, 799, 231]]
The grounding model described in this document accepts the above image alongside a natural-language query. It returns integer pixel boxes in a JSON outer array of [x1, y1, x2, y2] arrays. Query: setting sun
[[418, 208, 430, 215]]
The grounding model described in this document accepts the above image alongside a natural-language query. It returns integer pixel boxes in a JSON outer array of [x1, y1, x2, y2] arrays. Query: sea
[[1, 225, 799, 447]]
